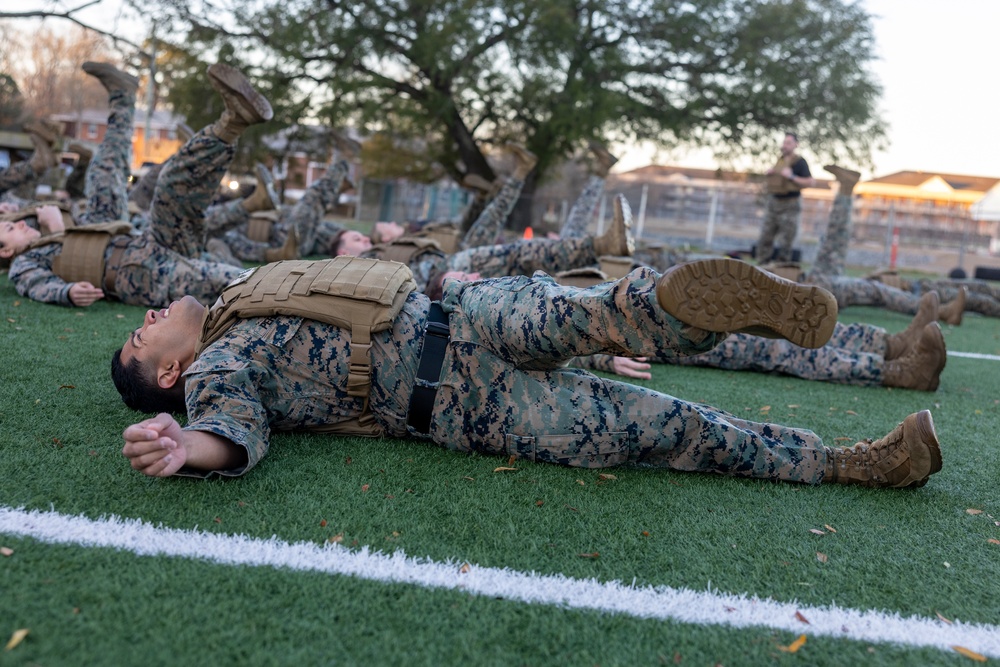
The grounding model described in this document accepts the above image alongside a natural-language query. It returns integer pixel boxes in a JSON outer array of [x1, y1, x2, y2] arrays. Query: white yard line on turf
[[3, 508, 999, 656], [948, 351, 1000, 361]]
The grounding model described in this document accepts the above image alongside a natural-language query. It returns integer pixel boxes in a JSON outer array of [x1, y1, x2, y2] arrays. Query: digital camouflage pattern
[[0, 161, 39, 196], [459, 175, 524, 249], [560, 175, 605, 239], [757, 196, 801, 262], [218, 161, 350, 261], [79, 89, 134, 225], [810, 193, 852, 277], [178, 266, 837, 483], [9, 116, 244, 307]]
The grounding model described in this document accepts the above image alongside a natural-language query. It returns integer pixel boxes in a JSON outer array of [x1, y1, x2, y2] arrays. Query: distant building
[[49, 108, 187, 171]]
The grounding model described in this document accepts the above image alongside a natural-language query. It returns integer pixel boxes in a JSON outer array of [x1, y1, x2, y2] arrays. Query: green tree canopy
[[144, 0, 885, 194]]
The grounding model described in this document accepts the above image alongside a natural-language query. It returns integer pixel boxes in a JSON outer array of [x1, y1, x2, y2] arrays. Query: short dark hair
[[785, 132, 799, 142], [110, 349, 186, 414]]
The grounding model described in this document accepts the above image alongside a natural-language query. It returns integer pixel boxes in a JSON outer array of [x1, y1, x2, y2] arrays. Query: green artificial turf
[[1, 272, 999, 665]]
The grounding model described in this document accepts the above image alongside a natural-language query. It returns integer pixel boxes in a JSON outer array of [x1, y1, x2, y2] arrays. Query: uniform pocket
[[505, 431, 630, 469]]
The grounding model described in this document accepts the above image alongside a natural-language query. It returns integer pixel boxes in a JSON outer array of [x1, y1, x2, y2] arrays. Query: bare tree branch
[[0, 2, 151, 59]]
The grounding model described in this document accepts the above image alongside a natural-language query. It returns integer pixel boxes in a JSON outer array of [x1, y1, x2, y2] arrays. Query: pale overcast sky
[[12, 0, 1000, 179]]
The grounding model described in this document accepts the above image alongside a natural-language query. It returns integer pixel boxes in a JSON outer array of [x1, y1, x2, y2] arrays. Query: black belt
[[406, 301, 450, 435], [103, 237, 129, 297]]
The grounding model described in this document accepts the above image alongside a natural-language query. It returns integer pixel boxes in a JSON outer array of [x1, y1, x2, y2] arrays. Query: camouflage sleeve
[[8, 246, 74, 306], [566, 354, 617, 373], [180, 357, 270, 477]]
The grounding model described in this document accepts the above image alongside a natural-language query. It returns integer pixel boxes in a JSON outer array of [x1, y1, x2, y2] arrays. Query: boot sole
[[611, 195, 636, 256], [903, 410, 942, 488], [657, 258, 838, 348], [82, 62, 139, 94], [207, 64, 274, 123]]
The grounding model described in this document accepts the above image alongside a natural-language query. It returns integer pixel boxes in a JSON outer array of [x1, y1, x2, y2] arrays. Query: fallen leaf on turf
[[0, 547, 12, 557], [493, 467, 517, 472], [598, 473, 617, 480], [507, 455, 516, 465], [988, 539, 1000, 546], [759, 405, 771, 413], [641, 531, 650, 537], [834, 436, 852, 442], [329, 534, 343, 543], [459, 563, 470, 574], [673, 653, 681, 664], [565, 505, 578, 511], [462, 476, 474, 481], [344, 456, 352, 465], [966, 509, 983, 515], [5, 318, 13, 323], [777, 634, 806, 653], [795, 611, 810, 624], [58, 385, 75, 390], [936, 611, 953, 624], [576, 479, 585, 486], [5, 629, 28, 651], [319, 519, 327, 527], [816, 552, 828, 563], [578, 552, 599, 558], [787, 404, 800, 409], [361, 484, 369, 492], [115, 313, 124, 318], [845, 410, 858, 415], [944, 562, 951, 568], [824, 524, 837, 533], [952, 646, 987, 662], [809, 529, 826, 536]]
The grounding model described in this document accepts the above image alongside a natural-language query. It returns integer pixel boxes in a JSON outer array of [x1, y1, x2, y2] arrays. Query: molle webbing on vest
[[766, 153, 803, 195], [370, 237, 442, 265], [247, 210, 279, 242], [198, 256, 416, 403], [49, 222, 133, 287]]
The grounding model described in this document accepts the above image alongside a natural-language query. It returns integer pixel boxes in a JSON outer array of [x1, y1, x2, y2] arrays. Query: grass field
[[1, 268, 999, 666]]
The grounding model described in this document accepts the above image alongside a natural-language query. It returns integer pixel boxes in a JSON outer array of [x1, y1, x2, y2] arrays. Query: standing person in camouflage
[[113, 255, 941, 490], [756, 132, 813, 263], [1, 62, 269, 308], [581, 291, 947, 392], [335, 193, 635, 298]]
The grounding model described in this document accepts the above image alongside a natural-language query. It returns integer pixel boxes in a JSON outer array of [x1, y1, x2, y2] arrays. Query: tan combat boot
[[823, 164, 861, 194], [885, 291, 940, 360], [593, 194, 635, 257], [656, 257, 838, 348], [589, 140, 619, 177], [82, 62, 139, 95], [206, 63, 273, 144], [938, 286, 966, 326], [505, 143, 538, 181], [265, 226, 300, 262], [824, 410, 942, 488], [242, 175, 275, 213], [883, 322, 946, 391], [28, 132, 58, 174]]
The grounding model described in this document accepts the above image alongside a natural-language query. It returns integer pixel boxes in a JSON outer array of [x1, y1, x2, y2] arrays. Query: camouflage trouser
[[810, 193, 852, 277], [810, 274, 921, 315], [64, 153, 89, 200], [461, 176, 524, 249], [757, 196, 801, 262], [203, 199, 250, 238], [127, 162, 164, 211], [916, 278, 1000, 300], [448, 237, 599, 278], [219, 161, 349, 260], [560, 175, 605, 239], [114, 127, 243, 306], [668, 322, 886, 386], [0, 161, 39, 195], [963, 292, 1000, 317], [427, 267, 829, 483], [80, 90, 135, 225]]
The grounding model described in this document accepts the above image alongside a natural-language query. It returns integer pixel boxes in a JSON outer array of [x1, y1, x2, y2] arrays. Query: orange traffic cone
[[523, 226, 533, 240]]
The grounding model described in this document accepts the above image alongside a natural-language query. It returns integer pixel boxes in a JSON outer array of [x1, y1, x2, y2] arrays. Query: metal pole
[[143, 29, 157, 164], [706, 186, 719, 248], [883, 202, 895, 266], [635, 184, 649, 241], [957, 207, 970, 273]]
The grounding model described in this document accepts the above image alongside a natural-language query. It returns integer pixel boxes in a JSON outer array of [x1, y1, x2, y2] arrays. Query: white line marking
[[948, 351, 1000, 361], [1, 506, 998, 658]]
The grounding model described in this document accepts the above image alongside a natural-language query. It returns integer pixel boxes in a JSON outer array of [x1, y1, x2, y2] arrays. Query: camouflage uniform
[[810, 192, 852, 277], [560, 175, 605, 239], [757, 196, 801, 263], [181, 266, 831, 483], [9, 114, 244, 307], [0, 161, 40, 196], [460, 176, 524, 249], [219, 161, 349, 261]]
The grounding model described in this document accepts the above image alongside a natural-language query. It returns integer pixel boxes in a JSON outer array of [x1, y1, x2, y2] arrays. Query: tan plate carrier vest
[[197, 256, 417, 436], [247, 210, 280, 243], [413, 223, 462, 254], [369, 237, 442, 265], [26, 222, 133, 287], [766, 153, 804, 196], [1, 201, 77, 229]]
